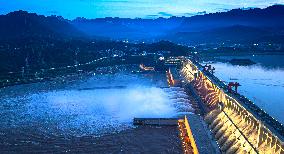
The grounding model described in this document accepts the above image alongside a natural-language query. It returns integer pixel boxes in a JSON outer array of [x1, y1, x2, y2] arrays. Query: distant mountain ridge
[[0, 5, 284, 74], [73, 5, 284, 44], [177, 5, 284, 32], [166, 25, 284, 44], [0, 5, 284, 43], [166, 5, 284, 44], [71, 16, 186, 40]]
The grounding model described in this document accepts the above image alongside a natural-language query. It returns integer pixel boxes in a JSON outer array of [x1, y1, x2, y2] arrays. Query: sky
[[1, 0, 284, 19]]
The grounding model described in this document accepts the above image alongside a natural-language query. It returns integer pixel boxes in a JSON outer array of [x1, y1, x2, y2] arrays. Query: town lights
[[159, 57, 165, 61]]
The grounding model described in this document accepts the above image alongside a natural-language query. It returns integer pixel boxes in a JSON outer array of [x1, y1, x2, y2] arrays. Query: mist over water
[[0, 73, 186, 137], [210, 62, 284, 124]]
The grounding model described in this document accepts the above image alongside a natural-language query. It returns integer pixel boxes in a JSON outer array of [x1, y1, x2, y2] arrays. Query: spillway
[[181, 58, 284, 154]]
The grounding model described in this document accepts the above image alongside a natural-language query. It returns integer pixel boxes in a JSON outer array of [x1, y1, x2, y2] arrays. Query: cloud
[[158, 12, 173, 17], [216, 8, 231, 12], [146, 14, 158, 18], [145, 12, 173, 18], [184, 11, 207, 16]]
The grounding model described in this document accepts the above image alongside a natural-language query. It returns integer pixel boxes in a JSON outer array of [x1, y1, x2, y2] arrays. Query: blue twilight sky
[[1, 0, 284, 19]]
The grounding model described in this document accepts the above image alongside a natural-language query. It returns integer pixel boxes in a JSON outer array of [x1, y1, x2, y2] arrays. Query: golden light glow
[[178, 116, 199, 154], [181, 59, 284, 154], [139, 64, 155, 71]]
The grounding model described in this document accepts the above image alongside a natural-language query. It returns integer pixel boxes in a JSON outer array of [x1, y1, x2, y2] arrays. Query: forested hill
[[177, 5, 284, 32], [0, 10, 85, 40]]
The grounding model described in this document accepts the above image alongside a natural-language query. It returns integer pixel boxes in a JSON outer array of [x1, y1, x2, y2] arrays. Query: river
[[0, 66, 192, 152]]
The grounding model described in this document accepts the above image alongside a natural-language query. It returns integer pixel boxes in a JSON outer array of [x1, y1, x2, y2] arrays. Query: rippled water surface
[[0, 72, 191, 139]]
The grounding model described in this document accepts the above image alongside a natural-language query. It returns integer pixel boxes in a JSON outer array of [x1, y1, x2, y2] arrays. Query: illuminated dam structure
[[181, 59, 284, 154]]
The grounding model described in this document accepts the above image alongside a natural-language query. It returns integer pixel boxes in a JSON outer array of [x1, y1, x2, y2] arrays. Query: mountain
[[1, 5, 284, 43], [162, 5, 284, 44], [166, 25, 284, 44], [71, 17, 186, 40], [70, 5, 284, 43], [1, 5, 284, 74], [177, 5, 284, 32], [0, 10, 86, 40]]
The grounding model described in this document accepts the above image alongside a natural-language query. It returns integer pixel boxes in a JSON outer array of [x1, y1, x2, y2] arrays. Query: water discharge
[[0, 73, 190, 137]]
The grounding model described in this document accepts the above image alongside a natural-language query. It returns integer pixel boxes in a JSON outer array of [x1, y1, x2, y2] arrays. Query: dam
[[179, 57, 284, 154], [0, 55, 283, 153]]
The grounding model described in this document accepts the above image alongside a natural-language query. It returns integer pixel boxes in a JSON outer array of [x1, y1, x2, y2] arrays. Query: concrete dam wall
[[181, 59, 284, 154]]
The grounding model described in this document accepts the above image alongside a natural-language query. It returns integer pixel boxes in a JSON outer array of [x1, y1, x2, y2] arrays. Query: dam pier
[[176, 57, 284, 154]]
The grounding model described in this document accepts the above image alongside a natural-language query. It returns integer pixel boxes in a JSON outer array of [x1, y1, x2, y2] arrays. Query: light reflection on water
[[210, 62, 284, 124], [0, 73, 189, 137]]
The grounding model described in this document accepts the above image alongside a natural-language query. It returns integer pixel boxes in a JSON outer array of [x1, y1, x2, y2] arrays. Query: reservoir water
[[208, 55, 284, 125]]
